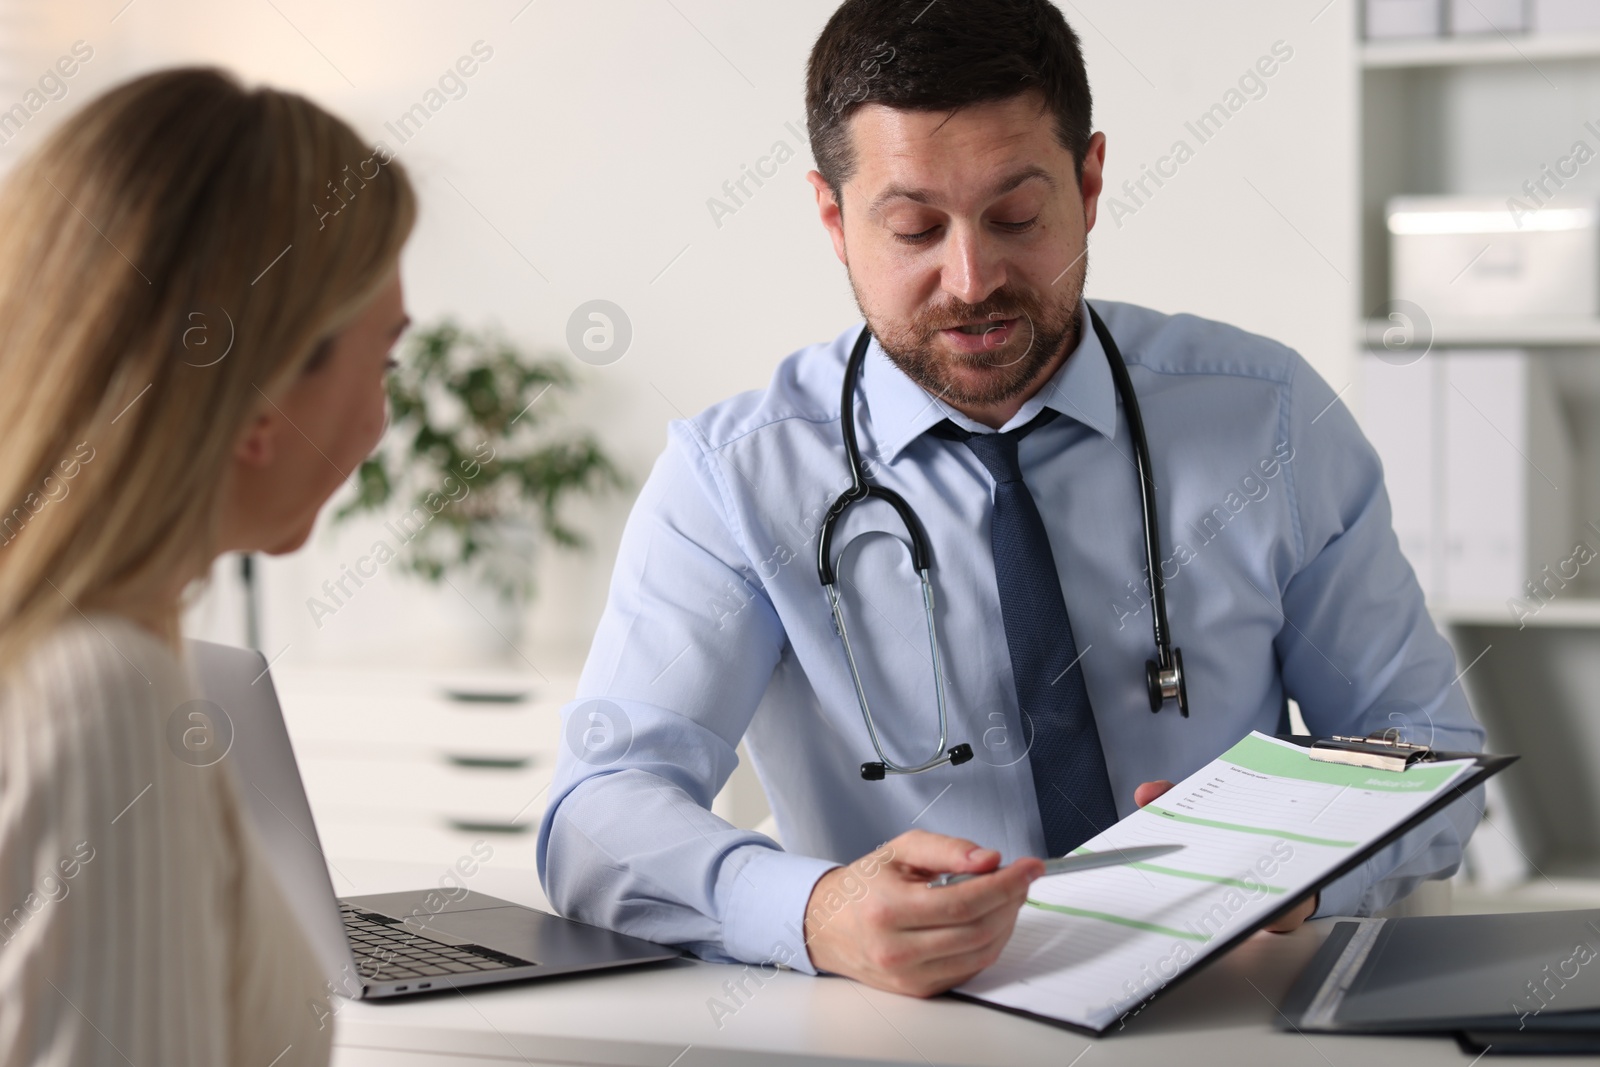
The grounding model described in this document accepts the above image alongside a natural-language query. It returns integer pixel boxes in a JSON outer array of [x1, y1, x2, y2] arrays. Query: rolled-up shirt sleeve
[[1274, 357, 1486, 918], [536, 419, 837, 971]]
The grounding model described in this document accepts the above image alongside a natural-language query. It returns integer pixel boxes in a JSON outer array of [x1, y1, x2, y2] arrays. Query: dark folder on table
[[1280, 908, 1600, 1055]]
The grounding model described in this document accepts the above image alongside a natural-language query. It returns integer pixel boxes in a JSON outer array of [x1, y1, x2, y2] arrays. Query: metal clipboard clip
[[1308, 729, 1434, 773]]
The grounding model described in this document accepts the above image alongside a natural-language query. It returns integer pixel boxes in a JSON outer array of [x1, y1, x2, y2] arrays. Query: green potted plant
[[333, 319, 623, 620]]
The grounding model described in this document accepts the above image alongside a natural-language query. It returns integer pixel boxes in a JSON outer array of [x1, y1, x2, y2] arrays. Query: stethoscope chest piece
[[1145, 648, 1188, 717]]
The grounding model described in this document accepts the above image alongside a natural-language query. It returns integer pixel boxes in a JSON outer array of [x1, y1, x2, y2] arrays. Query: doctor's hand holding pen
[[802, 828, 1047, 997], [805, 780, 1318, 996]]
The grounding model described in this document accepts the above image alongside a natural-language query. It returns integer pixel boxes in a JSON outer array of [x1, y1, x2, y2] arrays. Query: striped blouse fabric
[[0, 613, 332, 1067]]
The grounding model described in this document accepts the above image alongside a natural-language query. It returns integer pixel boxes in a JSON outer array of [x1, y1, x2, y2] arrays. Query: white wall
[[6, 0, 1358, 673]]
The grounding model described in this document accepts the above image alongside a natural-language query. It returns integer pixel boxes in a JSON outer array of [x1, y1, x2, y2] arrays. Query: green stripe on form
[[1141, 806, 1357, 848], [1024, 899, 1211, 942]]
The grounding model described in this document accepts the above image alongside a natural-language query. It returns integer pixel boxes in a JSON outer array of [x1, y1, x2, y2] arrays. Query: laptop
[[187, 638, 680, 999]]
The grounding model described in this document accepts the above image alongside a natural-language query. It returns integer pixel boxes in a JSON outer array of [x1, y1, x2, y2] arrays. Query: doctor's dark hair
[[805, 0, 1093, 198]]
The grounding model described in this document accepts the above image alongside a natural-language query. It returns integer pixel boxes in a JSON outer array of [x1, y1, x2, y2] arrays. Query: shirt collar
[[859, 298, 1118, 465]]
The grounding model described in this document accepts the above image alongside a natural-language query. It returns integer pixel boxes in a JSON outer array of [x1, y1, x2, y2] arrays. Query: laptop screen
[[187, 638, 358, 991]]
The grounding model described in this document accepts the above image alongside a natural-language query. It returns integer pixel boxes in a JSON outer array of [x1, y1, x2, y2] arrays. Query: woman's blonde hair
[[0, 67, 415, 669]]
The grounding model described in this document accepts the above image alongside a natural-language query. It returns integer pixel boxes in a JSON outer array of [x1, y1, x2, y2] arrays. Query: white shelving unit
[[1357, 23, 1600, 885], [1434, 598, 1600, 627], [1362, 30, 1600, 68], [1362, 316, 1600, 347]]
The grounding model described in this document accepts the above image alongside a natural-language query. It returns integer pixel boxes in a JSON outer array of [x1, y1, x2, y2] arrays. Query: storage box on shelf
[[1387, 197, 1600, 320], [1365, 0, 1600, 43], [1359, 0, 1600, 42], [1365, 0, 1443, 39], [1534, 0, 1600, 34], [1448, 0, 1524, 35]]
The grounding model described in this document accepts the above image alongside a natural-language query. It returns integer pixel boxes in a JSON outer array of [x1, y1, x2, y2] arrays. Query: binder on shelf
[[1359, 347, 1574, 609], [1358, 350, 1439, 600], [1442, 350, 1572, 606]]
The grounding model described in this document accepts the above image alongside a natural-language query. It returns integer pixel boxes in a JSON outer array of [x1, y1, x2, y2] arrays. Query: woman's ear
[[234, 409, 276, 468]]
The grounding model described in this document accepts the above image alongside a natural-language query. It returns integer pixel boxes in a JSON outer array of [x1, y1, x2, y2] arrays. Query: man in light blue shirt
[[538, 0, 1483, 997]]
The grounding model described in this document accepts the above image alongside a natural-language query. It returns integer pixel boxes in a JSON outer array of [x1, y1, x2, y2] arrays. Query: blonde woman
[[0, 68, 414, 1065]]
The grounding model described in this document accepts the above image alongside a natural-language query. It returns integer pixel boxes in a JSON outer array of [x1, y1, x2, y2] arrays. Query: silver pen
[[926, 843, 1185, 889]]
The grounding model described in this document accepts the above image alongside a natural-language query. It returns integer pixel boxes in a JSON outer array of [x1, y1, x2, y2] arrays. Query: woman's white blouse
[[0, 613, 332, 1066]]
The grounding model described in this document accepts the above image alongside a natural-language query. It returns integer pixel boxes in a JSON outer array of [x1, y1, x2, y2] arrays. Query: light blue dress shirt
[[537, 298, 1485, 972]]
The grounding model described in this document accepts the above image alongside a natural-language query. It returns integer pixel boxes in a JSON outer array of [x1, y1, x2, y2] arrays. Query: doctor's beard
[[850, 254, 1087, 408]]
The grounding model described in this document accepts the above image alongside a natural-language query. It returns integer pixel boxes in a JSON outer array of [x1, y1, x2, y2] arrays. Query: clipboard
[[949, 734, 1516, 1037]]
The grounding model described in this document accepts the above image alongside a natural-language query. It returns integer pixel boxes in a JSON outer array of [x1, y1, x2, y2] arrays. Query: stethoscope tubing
[[817, 301, 1186, 780]]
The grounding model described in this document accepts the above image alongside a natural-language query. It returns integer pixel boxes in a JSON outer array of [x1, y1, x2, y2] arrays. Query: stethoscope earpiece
[[859, 742, 974, 781]]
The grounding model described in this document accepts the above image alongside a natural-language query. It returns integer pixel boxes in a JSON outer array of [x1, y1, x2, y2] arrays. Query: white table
[[326, 860, 1528, 1067]]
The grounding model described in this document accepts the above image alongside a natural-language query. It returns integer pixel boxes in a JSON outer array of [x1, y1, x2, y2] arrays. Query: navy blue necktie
[[932, 411, 1119, 856]]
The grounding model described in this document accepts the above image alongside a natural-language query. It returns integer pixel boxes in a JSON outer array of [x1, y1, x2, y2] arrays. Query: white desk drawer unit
[[270, 666, 574, 871], [296, 753, 552, 822]]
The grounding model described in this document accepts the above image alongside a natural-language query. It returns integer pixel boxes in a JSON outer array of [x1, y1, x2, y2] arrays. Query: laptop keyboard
[[341, 902, 535, 984]]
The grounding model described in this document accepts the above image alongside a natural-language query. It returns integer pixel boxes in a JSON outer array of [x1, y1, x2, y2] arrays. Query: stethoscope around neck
[[816, 302, 1189, 782]]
